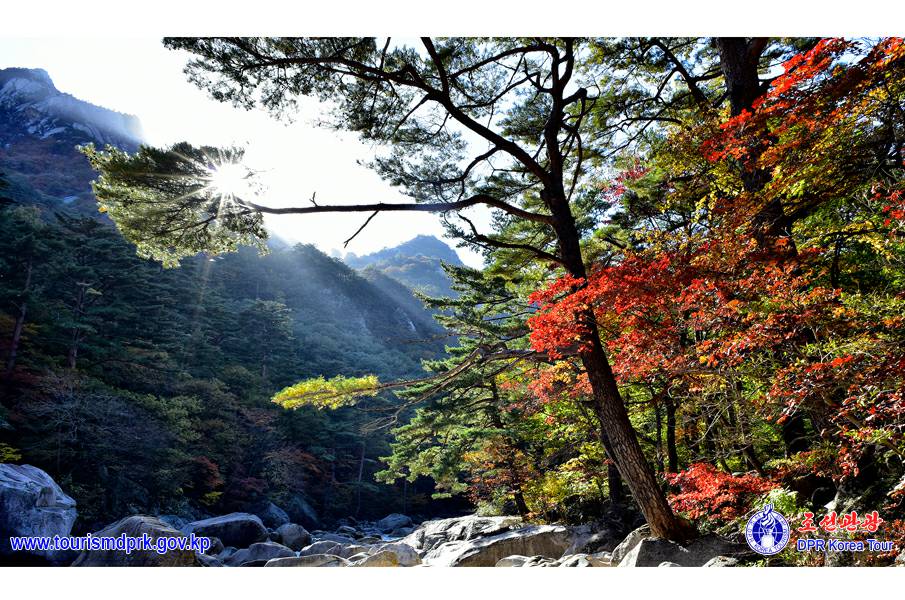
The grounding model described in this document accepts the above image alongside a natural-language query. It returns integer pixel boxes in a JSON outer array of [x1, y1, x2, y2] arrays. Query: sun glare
[[209, 162, 251, 198]]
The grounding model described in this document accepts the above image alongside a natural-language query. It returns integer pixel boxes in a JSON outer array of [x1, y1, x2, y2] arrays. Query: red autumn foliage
[[665, 463, 778, 523], [527, 37, 905, 486]]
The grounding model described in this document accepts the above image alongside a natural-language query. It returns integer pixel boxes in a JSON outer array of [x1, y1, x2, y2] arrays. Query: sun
[[209, 162, 251, 198]]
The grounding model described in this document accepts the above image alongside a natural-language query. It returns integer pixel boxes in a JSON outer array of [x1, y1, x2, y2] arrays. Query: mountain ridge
[[344, 234, 465, 298], [0, 67, 144, 213]]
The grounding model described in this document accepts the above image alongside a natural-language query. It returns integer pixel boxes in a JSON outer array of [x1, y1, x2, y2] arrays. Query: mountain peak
[[0, 67, 56, 90], [0, 66, 147, 211], [0, 66, 144, 147], [349, 235, 464, 267], [344, 235, 463, 297]]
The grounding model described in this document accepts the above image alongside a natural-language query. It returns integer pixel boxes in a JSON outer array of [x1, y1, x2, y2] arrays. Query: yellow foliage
[[0, 442, 22, 463], [272, 374, 380, 410]]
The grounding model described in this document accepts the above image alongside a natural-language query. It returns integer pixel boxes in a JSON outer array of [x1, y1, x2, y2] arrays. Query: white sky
[[0, 37, 485, 267]]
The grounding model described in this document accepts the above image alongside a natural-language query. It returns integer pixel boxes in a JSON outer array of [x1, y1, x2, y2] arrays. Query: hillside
[[0, 67, 453, 530], [345, 235, 465, 298]]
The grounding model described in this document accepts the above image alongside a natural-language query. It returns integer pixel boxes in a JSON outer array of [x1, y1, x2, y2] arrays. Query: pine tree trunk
[[355, 441, 366, 517], [4, 259, 32, 379], [595, 430, 625, 506], [665, 394, 679, 473], [547, 191, 693, 541], [68, 283, 87, 370], [579, 332, 692, 540], [654, 397, 664, 473]]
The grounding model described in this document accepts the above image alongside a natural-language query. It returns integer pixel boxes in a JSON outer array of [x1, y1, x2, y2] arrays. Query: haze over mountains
[[0, 65, 461, 307], [345, 235, 465, 298], [0, 66, 465, 527]]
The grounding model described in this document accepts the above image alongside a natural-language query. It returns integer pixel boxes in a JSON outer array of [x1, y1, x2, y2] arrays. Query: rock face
[[403, 515, 523, 553], [376, 513, 413, 533], [182, 513, 268, 549], [423, 524, 576, 567], [275, 523, 311, 551], [224, 541, 295, 567], [617, 534, 745, 567], [0, 68, 144, 148], [0, 463, 77, 563], [71, 515, 199, 567]]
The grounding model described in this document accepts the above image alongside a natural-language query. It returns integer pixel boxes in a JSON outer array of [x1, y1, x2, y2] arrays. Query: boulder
[[299, 540, 342, 556], [610, 524, 650, 565], [72, 515, 200, 567], [498, 553, 595, 567], [300, 539, 367, 559], [572, 526, 624, 554], [403, 515, 523, 553], [275, 523, 311, 551], [0, 463, 77, 563], [368, 541, 421, 566], [586, 551, 614, 567], [285, 495, 320, 530], [224, 541, 295, 566], [495, 555, 531, 567], [558, 554, 592, 567], [357, 535, 383, 544], [182, 513, 268, 549], [423, 524, 576, 567], [348, 552, 371, 562], [265, 554, 350, 567], [704, 556, 740, 567], [495, 555, 558, 567], [250, 502, 290, 529], [315, 532, 356, 544], [158, 514, 189, 531], [617, 534, 745, 567], [207, 536, 224, 556], [389, 526, 414, 538], [197, 553, 224, 567], [217, 547, 237, 561], [355, 549, 402, 567], [336, 525, 359, 537], [376, 513, 413, 533], [333, 544, 369, 559], [659, 561, 682, 567]]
